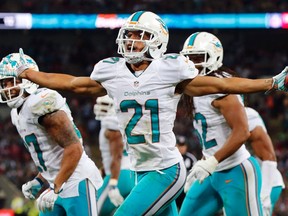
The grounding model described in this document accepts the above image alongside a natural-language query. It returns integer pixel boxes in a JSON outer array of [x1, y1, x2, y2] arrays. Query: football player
[[179, 32, 262, 216], [1, 11, 288, 215], [245, 107, 285, 216], [0, 53, 103, 215], [94, 95, 134, 216]]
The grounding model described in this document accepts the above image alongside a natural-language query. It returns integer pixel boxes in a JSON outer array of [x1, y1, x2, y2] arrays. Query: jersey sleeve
[[178, 54, 199, 81], [158, 54, 199, 85], [29, 89, 67, 117], [90, 57, 121, 83]]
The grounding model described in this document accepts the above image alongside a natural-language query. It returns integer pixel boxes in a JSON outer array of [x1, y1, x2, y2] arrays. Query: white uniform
[[180, 74, 262, 216], [91, 54, 196, 215], [99, 115, 130, 175], [245, 107, 285, 189], [193, 93, 250, 171], [91, 54, 198, 171], [11, 88, 103, 198]]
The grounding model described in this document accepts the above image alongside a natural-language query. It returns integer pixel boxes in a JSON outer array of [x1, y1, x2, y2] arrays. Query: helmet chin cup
[[7, 96, 25, 108]]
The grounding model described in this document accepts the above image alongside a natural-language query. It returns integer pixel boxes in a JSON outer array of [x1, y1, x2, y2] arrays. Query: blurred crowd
[[1, 0, 288, 13], [0, 1, 288, 214]]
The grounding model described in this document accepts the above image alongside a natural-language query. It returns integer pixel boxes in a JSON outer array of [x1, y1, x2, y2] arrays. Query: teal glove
[[266, 66, 288, 94]]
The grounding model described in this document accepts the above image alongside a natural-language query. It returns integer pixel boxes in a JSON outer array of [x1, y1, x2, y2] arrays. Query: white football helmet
[[94, 95, 115, 121], [180, 32, 223, 75], [0, 53, 39, 108], [116, 11, 169, 64]]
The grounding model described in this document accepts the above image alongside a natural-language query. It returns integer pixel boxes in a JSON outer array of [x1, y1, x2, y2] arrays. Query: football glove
[[22, 178, 44, 200], [187, 156, 218, 184], [266, 66, 288, 94], [183, 175, 196, 193], [261, 194, 272, 216], [36, 183, 64, 212], [108, 179, 124, 207]]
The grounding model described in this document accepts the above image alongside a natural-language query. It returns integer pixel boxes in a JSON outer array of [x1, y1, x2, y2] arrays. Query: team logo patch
[[134, 81, 139, 87]]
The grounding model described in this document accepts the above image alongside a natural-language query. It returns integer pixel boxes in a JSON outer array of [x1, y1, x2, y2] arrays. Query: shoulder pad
[[29, 89, 66, 116], [90, 57, 125, 82]]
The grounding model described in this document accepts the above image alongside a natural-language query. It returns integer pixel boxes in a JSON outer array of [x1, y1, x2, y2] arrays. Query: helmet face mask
[[0, 76, 23, 101], [0, 53, 39, 108], [181, 32, 223, 75], [116, 11, 169, 64], [94, 95, 115, 121]]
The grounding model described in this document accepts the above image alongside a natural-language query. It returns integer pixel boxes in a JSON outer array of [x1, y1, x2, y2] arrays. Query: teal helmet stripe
[[188, 32, 200, 46], [131, 11, 145, 21]]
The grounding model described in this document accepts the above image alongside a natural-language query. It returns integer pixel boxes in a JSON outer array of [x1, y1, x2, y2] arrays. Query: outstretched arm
[[183, 76, 274, 96], [20, 69, 107, 96]]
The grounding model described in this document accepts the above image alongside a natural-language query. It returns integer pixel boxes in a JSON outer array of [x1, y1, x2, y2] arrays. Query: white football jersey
[[91, 54, 198, 171], [11, 88, 103, 197], [245, 107, 267, 132], [193, 93, 250, 171], [99, 114, 131, 175]]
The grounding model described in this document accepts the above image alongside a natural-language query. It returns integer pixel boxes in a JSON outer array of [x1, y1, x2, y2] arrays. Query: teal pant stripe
[[143, 162, 182, 215]]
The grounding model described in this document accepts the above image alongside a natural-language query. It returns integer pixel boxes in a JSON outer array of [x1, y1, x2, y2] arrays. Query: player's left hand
[[36, 188, 58, 212], [266, 66, 288, 94], [188, 156, 218, 183], [183, 175, 196, 193]]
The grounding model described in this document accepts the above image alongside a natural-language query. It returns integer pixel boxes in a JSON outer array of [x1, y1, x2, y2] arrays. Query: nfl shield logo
[[134, 81, 139, 87]]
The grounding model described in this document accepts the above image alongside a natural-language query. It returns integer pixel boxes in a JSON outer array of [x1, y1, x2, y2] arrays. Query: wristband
[[109, 179, 118, 186], [35, 177, 44, 186]]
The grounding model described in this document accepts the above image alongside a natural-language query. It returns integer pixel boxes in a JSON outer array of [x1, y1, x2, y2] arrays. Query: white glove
[[266, 66, 288, 94], [108, 179, 124, 207], [37, 188, 58, 212], [36, 183, 64, 212], [22, 178, 44, 200], [184, 175, 196, 193], [0, 48, 29, 77], [261, 194, 272, 216], [188, 156, 218, 184]]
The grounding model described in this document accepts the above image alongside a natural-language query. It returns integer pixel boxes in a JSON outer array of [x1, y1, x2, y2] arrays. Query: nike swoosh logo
[[41, 93, 48, 98], [225, 179, 232, 184]]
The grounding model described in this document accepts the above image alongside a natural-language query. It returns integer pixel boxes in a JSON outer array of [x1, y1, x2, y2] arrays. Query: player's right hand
[[261, 194, 272, 216], [108, 179, 124, 207], [22, 178, 44, 200]]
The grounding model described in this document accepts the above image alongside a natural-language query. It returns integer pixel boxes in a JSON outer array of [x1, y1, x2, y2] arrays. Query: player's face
[[124, 30, 151, 52], [188, 54, 205, 71], [0, 78, 21, 99]]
